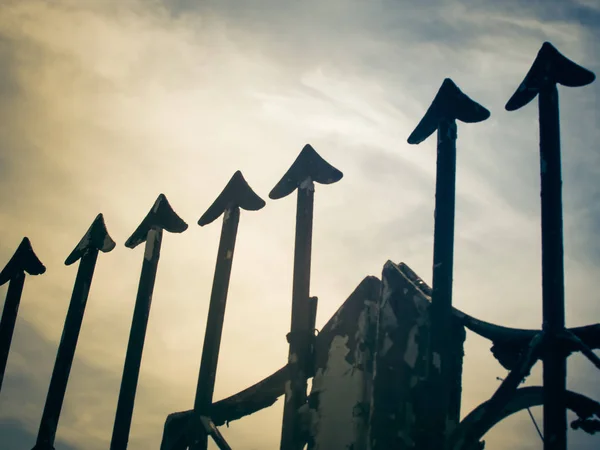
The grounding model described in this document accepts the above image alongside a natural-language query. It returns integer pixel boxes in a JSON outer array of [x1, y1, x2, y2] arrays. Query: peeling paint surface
[[369, 261, 467, 450], [300, 177, 315, 191], [284, 380, 292, 404], [404, 325, 419, 369], [307, 279, 379, 450], [144, 229, 159, 261], [75, 234, 91, 252], [381, 335, 393, 356], [151, 196, 162, 213], [370, 262, 466, 450]]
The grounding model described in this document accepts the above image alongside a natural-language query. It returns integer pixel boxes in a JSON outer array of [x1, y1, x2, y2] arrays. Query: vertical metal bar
[[308, 297, 318, 338], [539, 85, 567, 450], [0, 272, 25, 394], [280, 181, 314, 450], [192, 206, 240, 450], [35, 249, 99, 448], [429, 119, 457, 449], [111, 228, 163, 450]]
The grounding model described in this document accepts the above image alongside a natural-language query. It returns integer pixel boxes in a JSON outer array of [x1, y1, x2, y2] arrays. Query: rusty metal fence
[[0, 41, 599, 450]]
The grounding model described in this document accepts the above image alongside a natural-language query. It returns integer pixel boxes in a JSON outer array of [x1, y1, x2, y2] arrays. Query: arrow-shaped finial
[[0, 238, 46, 286], [193, 171, 265, 449], [64, 214, 116, 266], [34, 214, 114, 450], [0, 238, 45, 394], [506, 42, 596, 111], [273, 143, 342, 450], [125, 194, 188, 249], [269, 144, 343, 200], [198, 171, 266, 226], [406, 78, 489, 450], [504, 41, 595, 450], [112, 193, 187, 450], [407, 78, 490, 145]]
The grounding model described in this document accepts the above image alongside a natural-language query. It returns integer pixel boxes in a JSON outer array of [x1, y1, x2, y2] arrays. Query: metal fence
[[0, 41, 598, 450]]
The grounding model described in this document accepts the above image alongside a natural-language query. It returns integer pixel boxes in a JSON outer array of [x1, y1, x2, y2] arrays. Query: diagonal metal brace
[[200, 416, 233, 450], [559, 330, 600, 371], [456, 332, 545, 449]]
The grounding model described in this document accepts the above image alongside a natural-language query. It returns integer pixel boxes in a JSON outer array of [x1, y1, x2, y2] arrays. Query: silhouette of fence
[[0, 41, 599, 450]]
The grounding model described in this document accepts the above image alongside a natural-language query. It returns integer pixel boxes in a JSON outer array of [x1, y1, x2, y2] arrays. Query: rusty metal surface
[[408, 79, 489, 450], [506, 42, 596, 450], [192, 172, 265, 450], [269, 144, 343, 450], [111, 195, 188, 450], [369, 261, 467, 450], [160, 276, 380, 450], [304, 277, 378, 450], [34, 214, 115, 450]]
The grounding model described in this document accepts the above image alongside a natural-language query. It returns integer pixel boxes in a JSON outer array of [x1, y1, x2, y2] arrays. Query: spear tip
[[198, 170, 266, 226], [125, 194, 188, 249], [269, 144, 343, 200], [505, 41, 596, 111], [0, 237, 46, 285], [407, 78, 490, 145], [65, 213, 116, 266]]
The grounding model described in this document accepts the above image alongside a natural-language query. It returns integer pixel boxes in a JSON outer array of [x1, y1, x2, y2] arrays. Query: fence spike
[[110, 195, 188, 450], [33, 214, 114, 450], [505, 41, 595, 450], [270, 144, 343, 450], [0, 237, 45, 394], [198, 170, 265, 226], [191, 171, 265, 450], [408, 78, 489, 450]]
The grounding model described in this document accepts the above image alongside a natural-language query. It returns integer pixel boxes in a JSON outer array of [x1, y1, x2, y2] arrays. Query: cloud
[[0, 0, 598, 449]]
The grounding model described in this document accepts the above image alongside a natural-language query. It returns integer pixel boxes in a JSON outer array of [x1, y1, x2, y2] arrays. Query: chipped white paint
[[300, 177, 314, 191], [381, 273, 392, 310], [541, 157, 547, 174], [297, 403, 315, 438], [432, 352, 441, 372], [74, 225, 93, 252], [309, 299, 377, 450], [379, 301, 398, 330], [445, 417, 457, 436], [412, 295, 429, 315], [354, 300, 376, 368], [151, 196, 162, 213], [102, 234, 113, 249], [144, 229, 159, 261], [284, 380, 292, 404], [381, 334, 394, 356], [329, 309, 343, 331], [404, 325, 419, 368], [410, 375, 419, 388], [310, 335, 364, 450], [397, 429, 415, 447]]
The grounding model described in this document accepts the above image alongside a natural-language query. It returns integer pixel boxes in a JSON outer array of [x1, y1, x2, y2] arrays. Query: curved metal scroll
[[447, 387, 600, 450], [397, 262, 600, 371]]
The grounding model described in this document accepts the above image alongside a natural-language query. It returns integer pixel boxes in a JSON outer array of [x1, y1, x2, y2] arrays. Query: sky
[[0, 0, 598, 449]]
